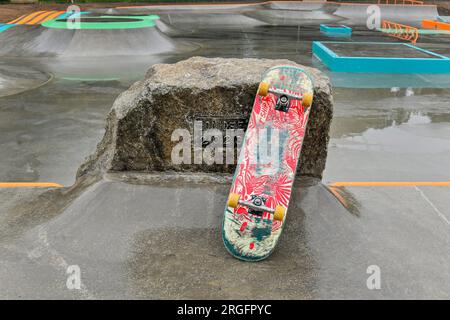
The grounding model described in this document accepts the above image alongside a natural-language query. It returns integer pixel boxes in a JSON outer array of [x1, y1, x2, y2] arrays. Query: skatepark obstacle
[[312, 41, 450, 74], [422, 19, 450, 31], [378, 0, 423, 5], [78, 57, 333, 180], [320, 24, 352, 36], [381, 20, 419, 44]]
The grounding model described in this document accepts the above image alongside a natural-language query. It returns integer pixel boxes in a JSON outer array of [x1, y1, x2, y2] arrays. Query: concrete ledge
[[78, 57, 333, 180], [320, 24, 352, 36], [313, 41, 450, 74]]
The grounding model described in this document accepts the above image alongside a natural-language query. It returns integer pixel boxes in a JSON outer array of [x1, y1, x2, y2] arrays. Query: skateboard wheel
[[257, 82, 270, 97], [302, 92, 313, 108], [273, 205, 285, 221], [228, 193, 240, 208]]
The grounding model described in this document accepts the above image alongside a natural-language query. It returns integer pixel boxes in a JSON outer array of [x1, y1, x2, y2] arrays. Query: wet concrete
[[0, 61, 52, 98], [324, 88, 450, 182], [0, 78, 127, 185], [0, 24, 194, 58], [0, 3, 450, 299], [0, 176, 448, 299], [1, 17, 448, 185]]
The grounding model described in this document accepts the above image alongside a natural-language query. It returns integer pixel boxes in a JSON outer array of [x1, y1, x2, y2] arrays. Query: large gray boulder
[[78, 57, 333, 180]]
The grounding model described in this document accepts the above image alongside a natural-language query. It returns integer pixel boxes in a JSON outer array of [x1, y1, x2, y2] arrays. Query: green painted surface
[[42, 15, 160, 30], [61, 77, 121, 82]]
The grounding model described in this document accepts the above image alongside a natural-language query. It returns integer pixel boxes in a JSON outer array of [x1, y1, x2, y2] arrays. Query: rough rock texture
[[78, 57, 333, 179]]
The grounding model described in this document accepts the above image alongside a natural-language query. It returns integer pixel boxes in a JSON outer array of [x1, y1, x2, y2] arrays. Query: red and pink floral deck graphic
[[222, 66, 314, 261]]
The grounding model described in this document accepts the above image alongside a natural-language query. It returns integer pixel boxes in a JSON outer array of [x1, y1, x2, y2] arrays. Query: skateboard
[[222, 66, 314, 261]]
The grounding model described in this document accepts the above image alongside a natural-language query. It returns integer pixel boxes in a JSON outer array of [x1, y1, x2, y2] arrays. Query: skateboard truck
[[257, 82, 313, 109], [227, 193, 285, 221], [276, 95, 290, 112]]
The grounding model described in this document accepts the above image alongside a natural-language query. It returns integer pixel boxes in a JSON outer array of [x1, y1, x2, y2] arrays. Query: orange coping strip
[[26, 11, 57, 25], [422, 20, 450, 31], [6, 11, 64, 26], [15, 11, 47, 25], [8, 14, 26, 24], [26, 11, 55, 25], [329, 182, 450, 187], [0, 182, 63, 188], [40, 11, 65, 24]]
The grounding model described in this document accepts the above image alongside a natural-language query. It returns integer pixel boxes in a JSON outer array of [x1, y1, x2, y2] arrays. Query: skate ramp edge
[[0, 21, 192, 57], [335, 3, 438, 23], [312, 41, 450, 74]]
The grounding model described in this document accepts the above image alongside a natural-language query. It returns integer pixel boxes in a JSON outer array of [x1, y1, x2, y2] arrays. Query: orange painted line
[[16, 11, 46, 25], [8, 15, 26, 24], [27, 11, 57, 25], [422, 19, 450, 31], [41, 11, 65, 23], [0, 182, 63, 188], [329, 182, 450, 187]]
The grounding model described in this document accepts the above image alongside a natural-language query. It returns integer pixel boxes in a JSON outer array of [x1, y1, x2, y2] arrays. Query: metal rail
[[381, 20, 419, 44], [238, 199, 275, 214], [378, 0, 424, 5]]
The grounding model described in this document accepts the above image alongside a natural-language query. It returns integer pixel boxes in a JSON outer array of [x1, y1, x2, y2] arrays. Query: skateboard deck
[[222, 66, 314, 261]]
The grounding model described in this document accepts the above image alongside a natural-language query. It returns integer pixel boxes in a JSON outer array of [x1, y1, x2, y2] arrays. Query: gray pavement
[[0, 175, 448, 299], [0, 62, 52, 98]]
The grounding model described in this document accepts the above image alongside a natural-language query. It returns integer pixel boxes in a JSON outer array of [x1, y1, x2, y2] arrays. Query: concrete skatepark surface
[[0, 62, 52, 98], [1, 175, 449, 299], [0, 1, 450, 299], [0, 24, 193, 57]]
